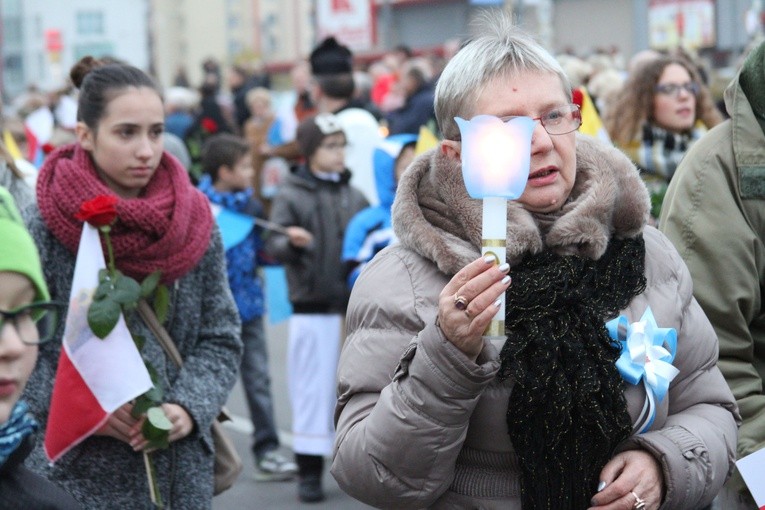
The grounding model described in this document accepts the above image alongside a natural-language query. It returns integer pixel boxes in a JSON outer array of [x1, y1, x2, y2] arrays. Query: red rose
[[75, 195, 119, 227], [201, 117, 218, 134], [42, 143, 56, 155]]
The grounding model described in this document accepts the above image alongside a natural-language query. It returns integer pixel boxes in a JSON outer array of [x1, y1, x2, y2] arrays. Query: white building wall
[[17, 0, 150, 92]]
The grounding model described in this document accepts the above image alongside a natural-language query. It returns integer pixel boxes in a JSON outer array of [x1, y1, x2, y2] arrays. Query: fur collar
[[391, 135, 649, 275]]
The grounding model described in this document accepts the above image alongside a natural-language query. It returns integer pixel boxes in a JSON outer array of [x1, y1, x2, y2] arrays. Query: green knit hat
[[0, 187, 49, 302]]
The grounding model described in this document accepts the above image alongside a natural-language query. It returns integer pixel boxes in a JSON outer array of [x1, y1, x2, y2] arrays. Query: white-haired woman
[[331, 13, 738, 510]]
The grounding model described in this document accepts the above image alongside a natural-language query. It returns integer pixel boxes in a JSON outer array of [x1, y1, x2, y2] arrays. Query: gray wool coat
[[23, 208, 242, 510], [332, 136, 740, 510]]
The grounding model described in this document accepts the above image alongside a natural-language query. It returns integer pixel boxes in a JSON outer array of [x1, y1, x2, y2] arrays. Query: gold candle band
[[482, 239, 505, 248], [484, 320, 505, 337]]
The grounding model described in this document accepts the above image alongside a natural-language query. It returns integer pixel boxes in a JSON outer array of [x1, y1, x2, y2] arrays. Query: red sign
[[45, 29, 63, 52]]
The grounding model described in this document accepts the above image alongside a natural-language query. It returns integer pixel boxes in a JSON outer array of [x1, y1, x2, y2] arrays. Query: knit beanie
[[310, 37, 353, 76], [0, 187, 49, 301], [296, 113, 345, 158], [739, 38, 765, 135]]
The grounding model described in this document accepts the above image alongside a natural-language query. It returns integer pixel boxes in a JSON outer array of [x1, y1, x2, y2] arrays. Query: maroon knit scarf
[[37, 143, 213, 284]]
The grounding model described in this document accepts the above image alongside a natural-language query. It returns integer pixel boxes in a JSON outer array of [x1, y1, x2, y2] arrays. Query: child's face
[[217, 153, 255, 192], [248, 98, 270, 118], [309, 133, 346, 174], [0, 272, 38, 424]]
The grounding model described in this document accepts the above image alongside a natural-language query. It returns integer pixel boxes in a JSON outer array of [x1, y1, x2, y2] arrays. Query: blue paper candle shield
[[455, 115, 535, 199]]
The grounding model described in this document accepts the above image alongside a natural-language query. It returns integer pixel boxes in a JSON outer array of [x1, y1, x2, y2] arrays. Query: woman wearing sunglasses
[[0, 187, 78, 509], [604, 55, 723, 219], [331, 14, 738, 510]]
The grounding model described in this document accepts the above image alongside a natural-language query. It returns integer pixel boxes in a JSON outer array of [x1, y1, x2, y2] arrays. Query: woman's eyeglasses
[[654, 82, 700, 97], [499, 103, 582, 136], [452, 104, 582, 141], [0, 302, 66, 345]]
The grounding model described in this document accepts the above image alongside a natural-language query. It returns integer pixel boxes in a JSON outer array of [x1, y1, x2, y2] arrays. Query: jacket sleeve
[[617, 231, 739, 510], [331, 249, 500, 509], [164, 227, 243, 441]]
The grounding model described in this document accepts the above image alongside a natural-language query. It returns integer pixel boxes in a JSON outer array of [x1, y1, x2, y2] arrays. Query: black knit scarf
[[498, 236, 647, 510]]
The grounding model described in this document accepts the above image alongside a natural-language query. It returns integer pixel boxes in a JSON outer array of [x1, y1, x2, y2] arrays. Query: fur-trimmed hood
[[391, 134, 650, 275]]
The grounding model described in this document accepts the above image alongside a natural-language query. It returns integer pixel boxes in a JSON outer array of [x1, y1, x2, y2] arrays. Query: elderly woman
[[604, 55, 723, 218], [331, 15, 738, 510]]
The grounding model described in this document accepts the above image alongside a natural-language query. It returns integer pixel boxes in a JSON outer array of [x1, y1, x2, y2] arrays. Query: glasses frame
[[654, 82, 700, 97], [0, 301, 66, 346], [498, 103, 582, 136]]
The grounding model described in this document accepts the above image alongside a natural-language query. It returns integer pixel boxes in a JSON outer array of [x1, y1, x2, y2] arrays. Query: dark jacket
[[0, 437, 80, 509], [266, 165, 368, 313], [386, 83, 436, 135]]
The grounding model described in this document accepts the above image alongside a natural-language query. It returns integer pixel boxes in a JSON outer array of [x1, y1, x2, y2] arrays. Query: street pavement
[[212, 320, 375, 510]]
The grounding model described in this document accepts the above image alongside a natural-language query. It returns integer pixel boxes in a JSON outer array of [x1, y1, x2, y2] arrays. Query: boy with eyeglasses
[[265, 113, 367, 503], [0, 186, 79, 508]]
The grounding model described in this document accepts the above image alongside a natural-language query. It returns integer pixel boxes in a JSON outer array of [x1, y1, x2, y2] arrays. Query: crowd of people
[[1, 10, 764, 510]]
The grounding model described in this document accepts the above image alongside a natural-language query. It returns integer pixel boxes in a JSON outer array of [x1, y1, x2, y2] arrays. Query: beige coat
[[332, 135, 739, 510]]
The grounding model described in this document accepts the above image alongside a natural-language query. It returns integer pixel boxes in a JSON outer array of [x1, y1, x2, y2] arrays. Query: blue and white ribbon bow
[[606, 307, 680, 433]]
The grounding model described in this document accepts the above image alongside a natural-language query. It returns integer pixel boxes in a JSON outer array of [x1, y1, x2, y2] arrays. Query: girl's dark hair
[[70, 56, 161, 129], [200, 133, 250, 182]]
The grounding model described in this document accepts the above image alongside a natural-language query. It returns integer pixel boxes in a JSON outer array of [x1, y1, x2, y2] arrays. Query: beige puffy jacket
[[332, 136, 739, 510]]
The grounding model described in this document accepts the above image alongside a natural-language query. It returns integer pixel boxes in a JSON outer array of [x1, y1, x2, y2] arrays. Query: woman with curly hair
[[604, 55, 723, 218]]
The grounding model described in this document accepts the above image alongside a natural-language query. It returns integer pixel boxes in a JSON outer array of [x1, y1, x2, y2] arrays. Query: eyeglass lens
[[539, 105, 582, 135], [656, 83, 699, 96], [0, 303, 63, 345], [500, 104, 581, 136]]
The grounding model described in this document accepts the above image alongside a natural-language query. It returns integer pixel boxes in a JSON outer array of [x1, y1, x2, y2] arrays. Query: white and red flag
[[45, 223, 153, 462]]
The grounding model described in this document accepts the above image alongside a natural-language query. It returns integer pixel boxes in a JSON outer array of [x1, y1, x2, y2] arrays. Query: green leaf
[[143, 385, 164, 403], [98, 268, 110, 281], [140, 271, 162, 298], [112, 275, 141, 305], [147, 407, 172, 430], [142, 407, 171, 449], [87, 298, 121, 339], [154, 284, 169, 324], [132, 394, 154, 418], [93, 278, 114, 301], [132, 333, 146, 351]]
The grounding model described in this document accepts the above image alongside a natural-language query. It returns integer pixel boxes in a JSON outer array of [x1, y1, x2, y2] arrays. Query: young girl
[[22, 56, 242, 508]]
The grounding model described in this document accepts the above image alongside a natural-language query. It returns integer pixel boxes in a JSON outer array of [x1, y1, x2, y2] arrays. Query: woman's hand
[[94, 402, 140, 444], [437, 255, 512, 361], [588, 450, 664, 510], [127, 403, 195, 452]]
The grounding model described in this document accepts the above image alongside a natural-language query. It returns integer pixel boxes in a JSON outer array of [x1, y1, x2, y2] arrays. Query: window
[[3, 17, 23, 43], [77, 11, 104, 35]]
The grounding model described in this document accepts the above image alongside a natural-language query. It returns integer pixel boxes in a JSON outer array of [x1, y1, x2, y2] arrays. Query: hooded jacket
[[342, 134, 418, 287], [660, 45, 765, 496], [332, 135, 739, 509]]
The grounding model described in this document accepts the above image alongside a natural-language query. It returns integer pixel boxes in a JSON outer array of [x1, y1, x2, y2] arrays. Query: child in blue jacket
[[198, 133, 297, 482], [342, 133, 417, 287]]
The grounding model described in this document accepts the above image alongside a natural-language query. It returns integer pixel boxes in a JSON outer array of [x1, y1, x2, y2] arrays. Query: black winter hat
[[310, 37, 353, 75]]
